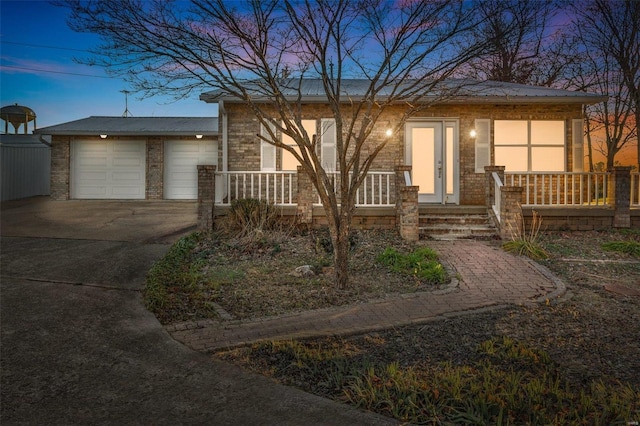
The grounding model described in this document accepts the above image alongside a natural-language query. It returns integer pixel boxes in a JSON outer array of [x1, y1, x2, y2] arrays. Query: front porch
[[196, 165, 640, 239]]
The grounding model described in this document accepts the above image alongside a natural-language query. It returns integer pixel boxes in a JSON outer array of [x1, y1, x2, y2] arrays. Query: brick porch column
[[612, 166, 631, 228], [399, 186, 419, 241], [395, 165, 412, 227], [500, 186, 524, 240], [197, 165, 216, 231], [296, 166, 314, 224], [485, 166, 505, 208]]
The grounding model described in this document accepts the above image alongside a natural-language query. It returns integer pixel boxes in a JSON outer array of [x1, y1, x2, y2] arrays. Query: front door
[[405, 121, 459, 204]]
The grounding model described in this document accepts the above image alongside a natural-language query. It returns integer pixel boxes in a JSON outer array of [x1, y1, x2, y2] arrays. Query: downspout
[[220, 100, 227, 173], [218, 100, 228, 204], [38, 134, 52, 147]]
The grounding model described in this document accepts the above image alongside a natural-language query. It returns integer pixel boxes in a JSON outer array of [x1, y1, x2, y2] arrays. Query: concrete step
[[419, 214, 491, 225], [417, 206, 498, 240]]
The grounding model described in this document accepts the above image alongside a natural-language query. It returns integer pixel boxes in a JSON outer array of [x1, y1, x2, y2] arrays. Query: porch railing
[[317, 171, 395, 206], [492, 172, 503, 222], [215, 170, 395, 207], [216, 171, 298, 205], [504, 172, 610, 207]]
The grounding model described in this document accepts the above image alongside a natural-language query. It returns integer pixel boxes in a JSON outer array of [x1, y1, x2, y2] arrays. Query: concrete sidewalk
[[168, 240, 566, 352]]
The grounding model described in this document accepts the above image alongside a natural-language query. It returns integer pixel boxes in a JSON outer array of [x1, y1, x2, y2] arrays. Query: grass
[[226, 337, 639, 425], [376, 246, 447, 284], [143, 232, 219, 323], [602, 241, 640, 257]]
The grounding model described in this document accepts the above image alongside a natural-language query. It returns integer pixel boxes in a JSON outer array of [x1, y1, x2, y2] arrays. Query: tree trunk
[[636, 109, 640, 170], [332, 225, 351, 290]]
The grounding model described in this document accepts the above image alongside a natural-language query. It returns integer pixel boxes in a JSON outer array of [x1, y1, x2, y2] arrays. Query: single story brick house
[[199, 79, 606, 207], [38, 79, 638, 234]]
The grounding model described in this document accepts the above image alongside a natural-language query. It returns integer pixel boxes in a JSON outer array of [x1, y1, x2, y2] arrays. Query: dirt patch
[[194, 228, 451, 321]]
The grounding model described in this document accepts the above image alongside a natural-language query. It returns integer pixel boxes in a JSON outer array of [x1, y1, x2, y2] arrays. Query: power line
[[1, 40, 91, 53], [1, 64, 113, 79]]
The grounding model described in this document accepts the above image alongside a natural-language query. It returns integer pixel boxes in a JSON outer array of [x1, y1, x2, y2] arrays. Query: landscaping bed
[[215, 230, 640, 424], [144, 225, 640, 423], [144, 227, 450, 324]]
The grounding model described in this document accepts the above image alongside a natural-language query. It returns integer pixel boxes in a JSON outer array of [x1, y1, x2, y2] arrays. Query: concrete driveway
[[1, 197, 393, 425]]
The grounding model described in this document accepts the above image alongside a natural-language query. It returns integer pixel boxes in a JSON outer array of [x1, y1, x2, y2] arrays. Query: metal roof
[[201, 78, 606, 105], [0, 134, 50, 147], [34, 116, 218, 136]]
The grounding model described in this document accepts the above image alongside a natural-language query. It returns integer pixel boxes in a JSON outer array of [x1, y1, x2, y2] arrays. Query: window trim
[[494, 119, 566, 172]]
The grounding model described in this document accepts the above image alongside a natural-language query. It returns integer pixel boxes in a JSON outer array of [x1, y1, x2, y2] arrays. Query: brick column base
[[399, 186, 419, 241], [197, 165, 216, 231], [612, 166, 631, 228], [500, 186, 524, 240]]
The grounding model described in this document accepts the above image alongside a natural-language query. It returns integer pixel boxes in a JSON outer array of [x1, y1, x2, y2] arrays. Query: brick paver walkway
[[167, 240, 565, 352]]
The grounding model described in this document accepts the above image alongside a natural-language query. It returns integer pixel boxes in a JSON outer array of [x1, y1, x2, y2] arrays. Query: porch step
[[418, 206, 499, 240]]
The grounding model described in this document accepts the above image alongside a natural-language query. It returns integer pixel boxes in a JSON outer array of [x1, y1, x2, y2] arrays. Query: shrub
[[503, 210, 549, 260], [224, 198, 280, 236]]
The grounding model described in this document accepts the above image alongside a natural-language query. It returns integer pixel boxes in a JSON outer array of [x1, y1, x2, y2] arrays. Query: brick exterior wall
[[146, 137, 163, 200], [50, 136, 70, 200], [224, 102, 583, 206]]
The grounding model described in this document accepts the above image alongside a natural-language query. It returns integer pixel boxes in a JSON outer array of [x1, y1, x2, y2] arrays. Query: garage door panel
[[75, 186, 108, 198], [112, 172, 143, 182], [164, 140, 218, 200], [113, 157, 144, 167], [171, 144, 200, 153], [77, 157, 108, 168], [72, 140, 146, 199], [113, 142, 144, 153]]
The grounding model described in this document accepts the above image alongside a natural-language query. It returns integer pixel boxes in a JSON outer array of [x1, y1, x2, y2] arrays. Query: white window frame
[[494, 120, 566, 172], [320, 118, 337, 171], [260, 122, 277, 171]]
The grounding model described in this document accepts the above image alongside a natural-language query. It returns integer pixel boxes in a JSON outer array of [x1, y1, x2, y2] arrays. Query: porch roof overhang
[[200, 79, 607, 106], [34, 116, 219, 136]]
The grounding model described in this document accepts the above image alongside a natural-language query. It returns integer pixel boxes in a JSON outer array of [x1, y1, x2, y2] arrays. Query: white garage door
[[71, 140, 146, 199], [164, 140, 218, 199]]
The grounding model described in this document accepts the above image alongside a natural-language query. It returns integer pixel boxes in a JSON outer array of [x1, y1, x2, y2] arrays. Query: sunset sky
[[0, 0, 214, 130]]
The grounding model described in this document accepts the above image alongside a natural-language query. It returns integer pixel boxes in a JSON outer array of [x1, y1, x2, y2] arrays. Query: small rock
[[291, 265, 315, 277]]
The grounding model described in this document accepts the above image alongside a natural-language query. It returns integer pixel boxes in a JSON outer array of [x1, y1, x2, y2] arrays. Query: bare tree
[[457, 0, 575, 87], [61, 0, 485, 289], [571, 0, 640, 168]]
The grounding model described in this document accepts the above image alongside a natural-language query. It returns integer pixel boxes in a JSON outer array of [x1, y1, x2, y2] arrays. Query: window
[[494, 120, 565, 172], [320, 119, 337, 171], [260, 122, 277, 171], [260, 118, 336, 171], [281, 120, 316, 171]]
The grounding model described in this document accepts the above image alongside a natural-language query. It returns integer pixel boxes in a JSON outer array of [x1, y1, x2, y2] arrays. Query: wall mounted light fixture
[[195, 134, 203, 139], [100, 134, 108, 139], [469, 129, 477, 138], [385, 122, 393, 137]]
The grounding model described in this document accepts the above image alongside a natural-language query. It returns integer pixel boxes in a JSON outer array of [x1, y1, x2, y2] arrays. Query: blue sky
[[0, 0, 215, 130]]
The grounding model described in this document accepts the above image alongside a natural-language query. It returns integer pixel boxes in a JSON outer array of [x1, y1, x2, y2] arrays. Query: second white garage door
[[71, 140, 146, 199], [164, 140, 218, 199]]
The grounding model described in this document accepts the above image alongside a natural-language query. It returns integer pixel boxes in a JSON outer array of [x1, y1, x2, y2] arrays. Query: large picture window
[[494, 120, 565, 172]]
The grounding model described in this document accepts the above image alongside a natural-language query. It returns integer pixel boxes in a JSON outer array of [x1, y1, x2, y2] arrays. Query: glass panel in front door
[[411, 124, 443, 203]]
